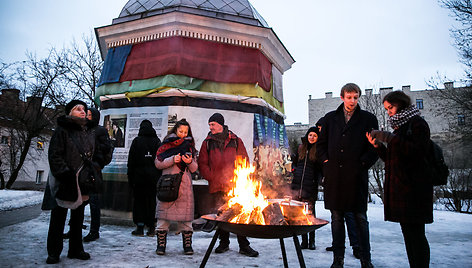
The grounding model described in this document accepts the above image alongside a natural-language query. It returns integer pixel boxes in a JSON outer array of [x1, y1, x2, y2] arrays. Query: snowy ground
[[0, 190, 471, 267], [0, 189, 44, 211]]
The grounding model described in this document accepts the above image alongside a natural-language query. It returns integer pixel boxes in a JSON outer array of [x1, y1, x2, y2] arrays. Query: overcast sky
[[0, 0, 465, 124]]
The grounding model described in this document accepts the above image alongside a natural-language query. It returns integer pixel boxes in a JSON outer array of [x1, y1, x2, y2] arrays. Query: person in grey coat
[[154, 119, 198, 255], [316, 83, 379, 268]]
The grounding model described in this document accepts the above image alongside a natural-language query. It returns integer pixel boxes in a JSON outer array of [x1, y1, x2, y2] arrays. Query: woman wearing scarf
[[154, 119, 198, 256], [366, 91, 433, 268]]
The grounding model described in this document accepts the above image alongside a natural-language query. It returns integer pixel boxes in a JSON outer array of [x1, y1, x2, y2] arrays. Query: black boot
[[155, 231, 167, 255], [300, 234, 308, 249], [361, 258, 374, 268], [330, 255, 344, 268], [182, 231, 194, 255], [83, 232, 99, 242], [146, 225, 156, 237], [131, 225, 144, 236], [308, 231, 316, 250]]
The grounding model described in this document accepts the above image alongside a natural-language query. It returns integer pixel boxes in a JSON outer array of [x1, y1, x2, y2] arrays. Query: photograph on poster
[[104, 114, 127, 148]]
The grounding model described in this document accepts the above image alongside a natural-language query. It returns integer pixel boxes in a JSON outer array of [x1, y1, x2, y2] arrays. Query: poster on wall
[[100, 107, 168, 174]]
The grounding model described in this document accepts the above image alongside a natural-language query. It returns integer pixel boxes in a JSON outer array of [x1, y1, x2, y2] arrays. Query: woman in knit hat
[[291, 126, 322, 250]]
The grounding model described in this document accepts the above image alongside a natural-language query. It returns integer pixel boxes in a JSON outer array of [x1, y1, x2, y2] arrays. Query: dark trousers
[[88, 194, 100, 233], [47, 203, 86, 257], [210, 191, 251, 248], [132, 184, 157, 227], [400, 223, 430, 268], [345, 212, 359, 248], [331, 210, 371, 260]]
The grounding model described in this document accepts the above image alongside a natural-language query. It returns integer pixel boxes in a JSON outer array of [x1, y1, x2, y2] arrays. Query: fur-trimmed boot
[[182, 231, 194, 255], [155, 231, 167, 255]]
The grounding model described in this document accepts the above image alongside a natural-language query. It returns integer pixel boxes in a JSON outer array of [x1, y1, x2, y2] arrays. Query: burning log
[[216, 203, 243, 222], [262, 202, 288, 225]]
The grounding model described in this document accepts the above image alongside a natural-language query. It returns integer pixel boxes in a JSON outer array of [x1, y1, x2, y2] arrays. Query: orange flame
[[227, 157, 269, 224]]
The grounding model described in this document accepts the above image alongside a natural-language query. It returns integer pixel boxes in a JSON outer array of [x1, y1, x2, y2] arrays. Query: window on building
[[416, 99, 424, 109], [1, 136, 9, 145], [458, 114, 465, 126], [35, 170, 44, 184]]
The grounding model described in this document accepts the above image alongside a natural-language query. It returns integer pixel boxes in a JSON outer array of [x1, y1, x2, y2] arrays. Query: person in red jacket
[[198, 113, 259, 257]]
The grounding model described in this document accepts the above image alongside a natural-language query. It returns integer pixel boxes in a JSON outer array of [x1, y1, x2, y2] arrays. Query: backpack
[[407, 121, 449, 186]]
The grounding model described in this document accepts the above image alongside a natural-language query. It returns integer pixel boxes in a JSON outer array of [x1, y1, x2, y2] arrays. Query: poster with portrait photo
[[103, 114, 127, 148]]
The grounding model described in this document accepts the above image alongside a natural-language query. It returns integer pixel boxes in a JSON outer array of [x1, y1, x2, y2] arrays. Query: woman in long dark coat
[[367, 90, 433, 268], [42, 100, 95, 264], [291, 126, 322, 250]]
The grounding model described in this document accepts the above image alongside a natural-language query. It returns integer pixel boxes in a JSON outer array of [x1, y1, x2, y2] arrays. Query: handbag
[[156, 171, 184, 202], [70, 134, 102, 195]]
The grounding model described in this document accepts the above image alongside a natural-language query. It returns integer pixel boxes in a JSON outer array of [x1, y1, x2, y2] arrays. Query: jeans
[[88, 193, 100, 233], [345, 212, 359, 248], [400, 222, 430, 268], [331, 210, 371, 260]]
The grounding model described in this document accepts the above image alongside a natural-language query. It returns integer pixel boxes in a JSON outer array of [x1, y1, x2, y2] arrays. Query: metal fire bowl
[[201, 214, 329, 239]]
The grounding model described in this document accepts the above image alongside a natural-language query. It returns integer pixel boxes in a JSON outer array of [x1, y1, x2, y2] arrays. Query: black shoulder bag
[[156, 170, 184, 202], [70, 134, 102, 195]]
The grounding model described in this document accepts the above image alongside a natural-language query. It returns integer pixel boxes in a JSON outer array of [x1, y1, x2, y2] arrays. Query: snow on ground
[[0, 189, 44, 211], [0, 190, 472, 267]]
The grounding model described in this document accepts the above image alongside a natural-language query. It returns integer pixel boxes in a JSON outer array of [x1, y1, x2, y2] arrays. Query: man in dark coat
[[127, 120, 161, 236], [316, 83, 378, 268], [83, 107, 114, 242], [198, 113, 259, 257]]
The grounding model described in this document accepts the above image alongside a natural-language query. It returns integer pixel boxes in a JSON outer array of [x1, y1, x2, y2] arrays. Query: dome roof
[[114, 0, 269, 27]]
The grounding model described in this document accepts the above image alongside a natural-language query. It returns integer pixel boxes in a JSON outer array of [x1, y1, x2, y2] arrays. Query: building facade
[[286, 82, 471, 168]]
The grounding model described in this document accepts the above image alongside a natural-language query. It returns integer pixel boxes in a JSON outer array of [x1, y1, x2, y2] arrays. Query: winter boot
[[155, 231, 167, 255], [83, 232, 99, 242], [131, 224, 144, 236], [146, 225, 156, 237], [361, 258, 374, 268], [182, 231, 194, 255], [330, 255, 344, 268], [308, 231, 316, 250], [300, 234, 308, 249]]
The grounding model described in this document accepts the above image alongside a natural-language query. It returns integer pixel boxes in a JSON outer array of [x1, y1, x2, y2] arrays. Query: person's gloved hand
[[370, 130, 394, 143]]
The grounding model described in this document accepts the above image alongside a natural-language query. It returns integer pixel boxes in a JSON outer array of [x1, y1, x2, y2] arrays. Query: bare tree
[[63, 32, 103, 107], [439, 0, 472, 82], [1, 50, 66, 188], [435, 168, 472, 213], [359, 88, 389, 201]]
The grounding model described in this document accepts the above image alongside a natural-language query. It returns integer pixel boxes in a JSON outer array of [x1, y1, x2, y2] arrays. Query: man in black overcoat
[[316, 83, 378, 268]]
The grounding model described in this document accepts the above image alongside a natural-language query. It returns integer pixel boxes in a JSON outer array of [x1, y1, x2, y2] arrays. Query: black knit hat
[[208, 113, 224, 126], [65, 100, 87, 115], [306, 126, 319, 137]]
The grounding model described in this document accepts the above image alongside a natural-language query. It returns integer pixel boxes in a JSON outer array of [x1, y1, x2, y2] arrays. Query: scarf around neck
[[156, 134, 195, 166], [388, 105, 421, 130]]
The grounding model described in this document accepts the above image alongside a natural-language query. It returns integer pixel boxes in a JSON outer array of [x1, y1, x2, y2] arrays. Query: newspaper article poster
[[100, 106, 168, 176]]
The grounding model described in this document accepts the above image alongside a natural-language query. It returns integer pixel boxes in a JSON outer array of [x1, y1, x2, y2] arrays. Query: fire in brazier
[[216, 157, 314, 226]]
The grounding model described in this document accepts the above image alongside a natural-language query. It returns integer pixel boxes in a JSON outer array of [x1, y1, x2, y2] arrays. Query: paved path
[[0, 203, 42, 228]]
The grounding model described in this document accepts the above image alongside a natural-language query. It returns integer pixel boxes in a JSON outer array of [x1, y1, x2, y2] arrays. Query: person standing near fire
[[198, 113, 259, 257], [366, 90, 433, 268], [316, 83, 379, 268], [291, 126, 322, 250]]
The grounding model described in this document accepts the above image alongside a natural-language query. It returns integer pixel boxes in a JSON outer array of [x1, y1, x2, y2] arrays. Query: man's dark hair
[[340, 83, 362, 97], [382, 90, 412, 112]]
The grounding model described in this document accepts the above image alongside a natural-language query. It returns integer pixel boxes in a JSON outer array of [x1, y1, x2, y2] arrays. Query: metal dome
[[114, 0, 269, 27]]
